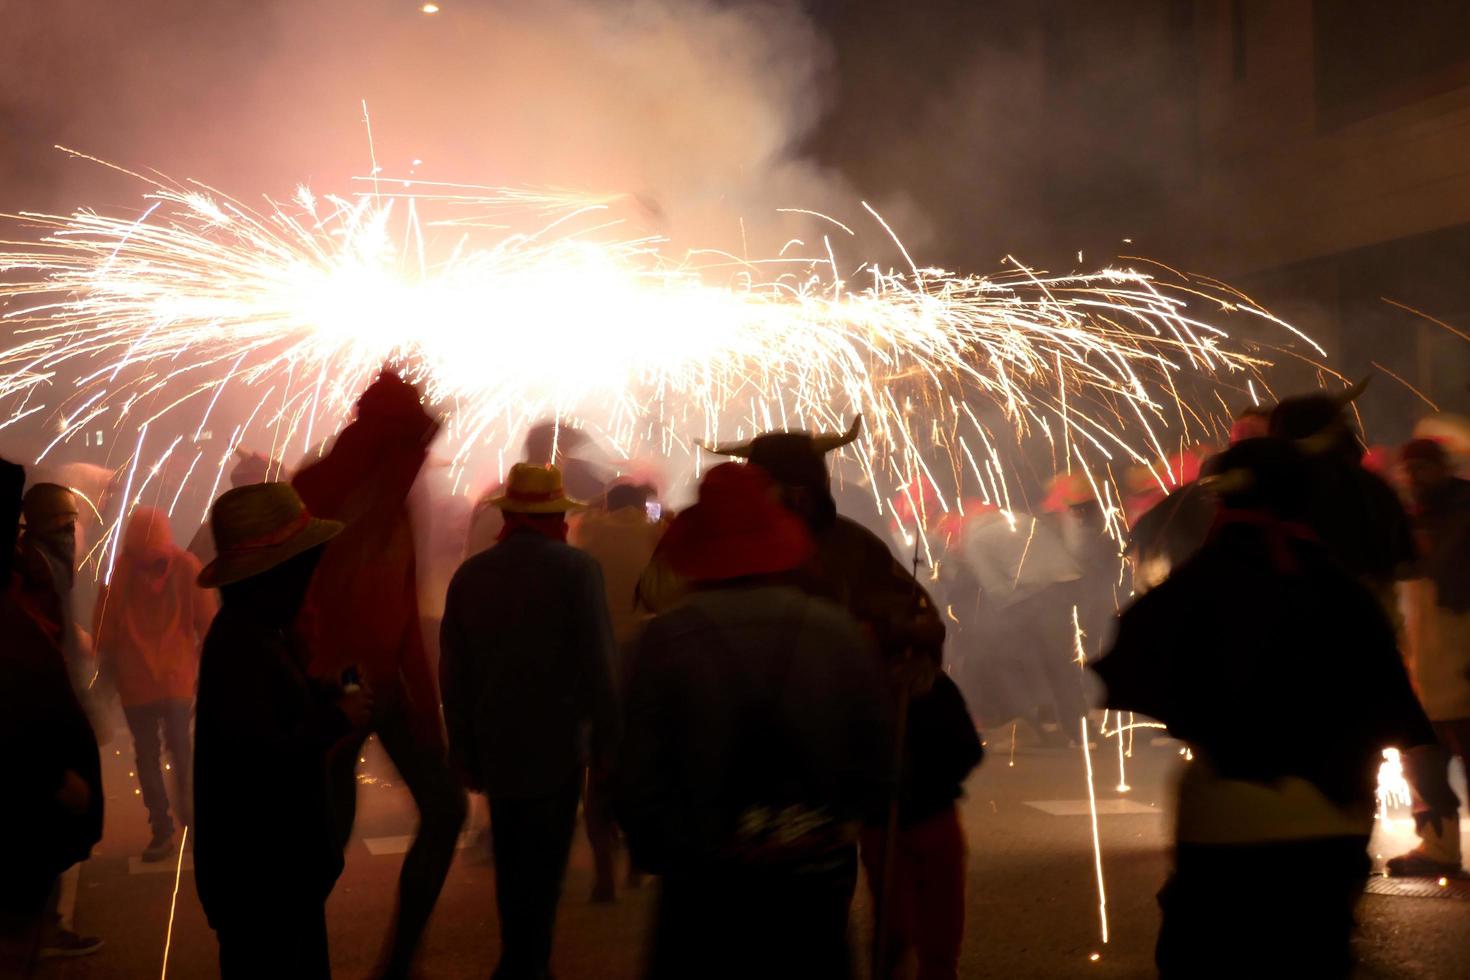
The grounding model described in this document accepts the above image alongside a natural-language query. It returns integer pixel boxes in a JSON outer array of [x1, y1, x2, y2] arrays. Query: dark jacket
[[193, 607, 350, 924], [1, 581, 103, 915], [439, 528, 618, 800], [615, 585, 895, 874], [895, 671, 983, 826], [1095, 523, 1435, 811]]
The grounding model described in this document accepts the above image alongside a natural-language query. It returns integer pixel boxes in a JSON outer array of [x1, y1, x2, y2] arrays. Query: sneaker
[[38, 929, 103, 959], [1385, 850, 1464, 878], [142, 830, 175, 863]]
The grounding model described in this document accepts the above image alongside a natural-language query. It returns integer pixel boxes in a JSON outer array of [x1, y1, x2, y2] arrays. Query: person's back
[[619, 584, 891, 980], [1095, 438, 1435, 979], [441, 528, 617, 798], [615, 462, 894, 980], [620, 585, 891, 864]]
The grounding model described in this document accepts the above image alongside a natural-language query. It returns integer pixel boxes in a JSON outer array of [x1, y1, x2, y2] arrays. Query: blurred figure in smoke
[[193, 484, 369, 979], [1268, 380, 1417, 614], [0, 457, 104, 972], [186, 449, 275, 567], [569, 479, 665, 901], [1095, 438, 1436, 978], [440, 463, 618, 980], [292, 370, 466, 979], [464, 421, 610, 559], [615, 462, 894, 980], [93, 506, 216, 862], [1387, 438, 1470, 878]]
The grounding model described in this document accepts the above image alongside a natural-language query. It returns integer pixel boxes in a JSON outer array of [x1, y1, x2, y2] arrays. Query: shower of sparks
[[1080, 715, 1110, 947], [3, 155, 1314, 576], [159, 825, 188, 980]]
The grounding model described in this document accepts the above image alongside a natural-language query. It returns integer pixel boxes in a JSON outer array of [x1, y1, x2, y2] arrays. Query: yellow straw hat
[[198, 482, 343, 588], [490, 463, 584, 514]]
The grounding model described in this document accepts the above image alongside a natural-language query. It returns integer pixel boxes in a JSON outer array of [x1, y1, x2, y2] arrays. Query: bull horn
[[1336, 375, 1371, 405], [811, 415, 864, 454], [696, 436, 754, 458]]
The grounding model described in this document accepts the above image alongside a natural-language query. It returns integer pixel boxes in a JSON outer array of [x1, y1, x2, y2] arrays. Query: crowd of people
[[1, 368, 1467, 979]]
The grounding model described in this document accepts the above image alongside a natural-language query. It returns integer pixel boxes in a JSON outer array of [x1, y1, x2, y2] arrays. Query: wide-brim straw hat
[[198, 482, 343, 588], [658, 462, 812, 583], [491, 462, 584, 514]]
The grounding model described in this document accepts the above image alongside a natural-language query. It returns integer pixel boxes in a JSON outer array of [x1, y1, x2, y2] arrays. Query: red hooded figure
[[290, 370, 466, 976], [293, 371, 441, 732]]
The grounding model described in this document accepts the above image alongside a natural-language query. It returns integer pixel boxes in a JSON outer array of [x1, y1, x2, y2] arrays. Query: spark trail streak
[[2, 157, 1308, 564]]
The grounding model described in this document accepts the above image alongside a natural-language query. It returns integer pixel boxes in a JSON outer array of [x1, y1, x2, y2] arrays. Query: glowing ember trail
[[2, 153, 1318, 575]]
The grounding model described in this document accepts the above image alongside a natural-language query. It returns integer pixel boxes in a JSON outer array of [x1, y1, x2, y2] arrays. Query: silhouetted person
[[860, 663, 982, 980], [616, 462, 894, 980], [1094, 439, 1437, 978], [193, 483, 371, 979], [440, 463, 618, 980], [293, 371, 467, 978], [0, 458, 103, 973], [1388, 437, 1470, 877], [570, 480, 664, 901], [93, 506, 216, 861], [11, 480, 105, 961]]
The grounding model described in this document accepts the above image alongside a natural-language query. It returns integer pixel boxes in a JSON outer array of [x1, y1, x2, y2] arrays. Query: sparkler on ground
[[2, 153, 1310, 582]]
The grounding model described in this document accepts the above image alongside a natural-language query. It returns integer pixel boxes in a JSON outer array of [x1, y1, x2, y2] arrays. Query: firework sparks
[[3, 155, 1309, 575]]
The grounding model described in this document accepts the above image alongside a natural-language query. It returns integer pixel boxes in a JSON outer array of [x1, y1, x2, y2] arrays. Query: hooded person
[[642, 416, 945, 667], [615, 462, 895, 980], [439, 462, 619, 980], [1093, 438, 1437, 978], [1, 458, 104, 970], [1268, 379, 1416, 610], [291, 370, 467, 979], [192, 482, 370, 978], [1385, 437, 1470, 878], [93, 506, 217, 861]]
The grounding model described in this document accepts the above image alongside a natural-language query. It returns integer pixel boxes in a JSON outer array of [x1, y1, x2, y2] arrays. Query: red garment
[[292, 373, 441, 741], [93, 507, 216, 706], [860, 806, 968, 980]]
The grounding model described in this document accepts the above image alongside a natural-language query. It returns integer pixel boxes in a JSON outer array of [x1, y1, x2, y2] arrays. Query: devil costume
[[642, 417, 945, 665]]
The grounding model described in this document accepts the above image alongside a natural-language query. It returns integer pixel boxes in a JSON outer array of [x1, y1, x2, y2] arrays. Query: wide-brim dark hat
[[659, 463, 812, 582], [198, 483, 343, 588]]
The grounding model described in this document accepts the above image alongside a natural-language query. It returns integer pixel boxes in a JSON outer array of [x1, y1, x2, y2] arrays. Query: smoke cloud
[[0, 0, 848, 254]]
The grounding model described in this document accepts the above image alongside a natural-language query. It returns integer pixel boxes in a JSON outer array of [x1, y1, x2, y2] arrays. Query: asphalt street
[[34, 725, 1470, 979]]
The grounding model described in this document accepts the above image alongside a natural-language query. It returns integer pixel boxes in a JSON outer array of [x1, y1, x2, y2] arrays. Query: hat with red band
[[490, 462, 584, 514], [198, 482, 343, 588]]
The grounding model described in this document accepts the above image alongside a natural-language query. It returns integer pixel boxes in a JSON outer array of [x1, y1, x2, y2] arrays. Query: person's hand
[[338, 683, 375, 730], [56, 770, 91, 816]]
